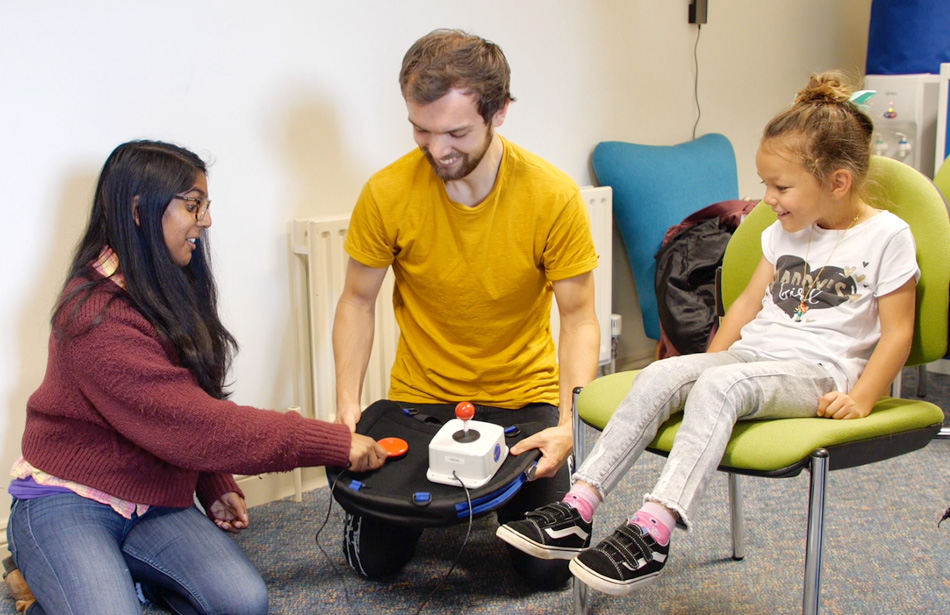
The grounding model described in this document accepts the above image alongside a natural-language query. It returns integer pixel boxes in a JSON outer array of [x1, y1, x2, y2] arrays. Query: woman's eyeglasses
[[173, 195, 212, 221]]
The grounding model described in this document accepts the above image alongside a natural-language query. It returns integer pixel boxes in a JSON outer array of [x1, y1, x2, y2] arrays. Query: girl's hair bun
[[794, 71, 852, 106], [762, 70, 872, 191]]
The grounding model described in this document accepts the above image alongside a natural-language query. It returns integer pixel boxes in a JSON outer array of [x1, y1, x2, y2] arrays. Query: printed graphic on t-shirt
[[770, 254, 859, 320]]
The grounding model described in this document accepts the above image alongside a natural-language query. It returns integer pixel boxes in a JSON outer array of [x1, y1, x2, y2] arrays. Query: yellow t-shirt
[[345, 137, 598, 408]]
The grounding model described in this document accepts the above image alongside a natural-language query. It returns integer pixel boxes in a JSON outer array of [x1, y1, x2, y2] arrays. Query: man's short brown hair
[[399, 29, 515, 124]]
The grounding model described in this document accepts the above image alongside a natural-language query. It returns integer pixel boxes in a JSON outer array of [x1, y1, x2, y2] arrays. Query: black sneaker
[[495, 502, 593, 560], [568, 522, 669, 595]]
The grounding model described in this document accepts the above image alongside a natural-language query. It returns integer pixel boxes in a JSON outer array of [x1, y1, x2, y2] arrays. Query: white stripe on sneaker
[[545, 526, 591, 541]]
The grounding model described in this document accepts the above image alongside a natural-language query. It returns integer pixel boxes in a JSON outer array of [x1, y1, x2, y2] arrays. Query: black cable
[[315, 467, 474, 615], [412, 471, 473, 615], [692, 23, 702, 140], [314, 471, 352, 611]]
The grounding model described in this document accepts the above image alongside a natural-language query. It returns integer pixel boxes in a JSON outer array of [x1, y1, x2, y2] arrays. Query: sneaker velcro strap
[[525, 502, 572, 524], [607, 524, 654, 562]]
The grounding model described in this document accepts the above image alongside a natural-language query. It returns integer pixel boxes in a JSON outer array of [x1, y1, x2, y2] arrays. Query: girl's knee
[[638, 358, 678, 380], [693, 366, 744, 394], [690, 369, 758, 418]]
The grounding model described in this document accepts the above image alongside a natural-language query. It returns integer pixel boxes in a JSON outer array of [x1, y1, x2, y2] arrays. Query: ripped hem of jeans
[[569, 474, 608, 502], [643, 493, 691, 531]]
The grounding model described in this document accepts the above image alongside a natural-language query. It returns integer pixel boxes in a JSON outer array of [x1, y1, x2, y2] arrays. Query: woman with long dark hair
[[5, 140, 387, 615]]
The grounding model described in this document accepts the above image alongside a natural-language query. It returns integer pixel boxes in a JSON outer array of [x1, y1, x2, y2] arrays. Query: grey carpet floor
[[5, 367, 950, 614]]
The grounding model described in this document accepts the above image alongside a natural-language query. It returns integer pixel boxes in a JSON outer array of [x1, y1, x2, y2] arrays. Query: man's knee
[[505, 545, 572, 589], [341, 513, 422, 580]]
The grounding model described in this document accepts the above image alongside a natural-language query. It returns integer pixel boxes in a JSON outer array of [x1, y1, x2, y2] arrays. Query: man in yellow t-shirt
[[333, 29, 600, 586]]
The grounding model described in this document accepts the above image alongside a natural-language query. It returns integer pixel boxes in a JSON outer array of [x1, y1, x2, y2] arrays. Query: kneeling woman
[[6, 141, 387, 615]]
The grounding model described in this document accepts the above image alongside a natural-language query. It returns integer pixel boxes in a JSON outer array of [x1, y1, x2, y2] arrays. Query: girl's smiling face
[[756, 143, 837, 232], [162, 173, 211, 267]]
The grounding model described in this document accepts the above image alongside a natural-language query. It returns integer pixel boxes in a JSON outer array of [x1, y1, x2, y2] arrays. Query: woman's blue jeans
[[7, 493, 268, 615]]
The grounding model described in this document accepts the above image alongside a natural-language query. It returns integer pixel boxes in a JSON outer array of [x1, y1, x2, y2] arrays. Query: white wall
[[0, 1, 871, 524]]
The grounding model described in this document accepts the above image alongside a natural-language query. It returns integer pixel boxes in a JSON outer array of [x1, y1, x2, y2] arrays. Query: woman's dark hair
[[399, 29, 515, 124], [54, 140, 237, 399]]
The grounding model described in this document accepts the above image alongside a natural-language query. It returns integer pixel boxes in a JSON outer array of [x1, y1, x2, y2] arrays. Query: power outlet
[[689, 0, 708, 24]]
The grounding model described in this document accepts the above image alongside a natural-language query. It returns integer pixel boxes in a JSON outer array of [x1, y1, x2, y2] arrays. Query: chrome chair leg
[[571, 387, 592, 615], [572, 388, 588, 467], [727, 473, 745, 560], [802, 449, 829, 615], [573, 577, 590, 614], [917, 364, 928, 398]]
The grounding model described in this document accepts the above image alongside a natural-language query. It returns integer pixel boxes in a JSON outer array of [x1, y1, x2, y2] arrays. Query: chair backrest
[[592, 134, 739, 340], [720, 156, 950, 366], [934, 154, 950, 199]]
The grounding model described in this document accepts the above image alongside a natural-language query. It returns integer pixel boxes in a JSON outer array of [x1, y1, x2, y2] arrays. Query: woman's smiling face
[[162, 173, 211, 267]]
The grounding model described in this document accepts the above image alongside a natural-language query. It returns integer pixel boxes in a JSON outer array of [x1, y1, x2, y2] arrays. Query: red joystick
[[453, 402, 480, 443], [455, 401, 475, 422]]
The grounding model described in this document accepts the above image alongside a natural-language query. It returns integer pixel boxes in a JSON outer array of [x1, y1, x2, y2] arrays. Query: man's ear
[[132, 196, 140, 226], [490, 100, 510, 128]]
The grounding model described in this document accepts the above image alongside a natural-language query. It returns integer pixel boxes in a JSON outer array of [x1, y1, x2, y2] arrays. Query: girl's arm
[[707, 256, 774, 353], [817, 278, 917, 420]]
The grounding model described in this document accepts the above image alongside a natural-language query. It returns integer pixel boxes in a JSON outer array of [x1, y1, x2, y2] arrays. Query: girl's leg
[[567, 358, 835, 596], [496, 352, 746, 565], [122, 506, 268, 615], [574, 351, 747, 499], [494, 403, 573, 588], [647, 358, 835, 528], [7, 494, 143, 615]]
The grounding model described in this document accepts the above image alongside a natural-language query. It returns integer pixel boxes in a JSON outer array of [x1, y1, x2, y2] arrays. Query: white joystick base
[[427, 419, 508, 489]]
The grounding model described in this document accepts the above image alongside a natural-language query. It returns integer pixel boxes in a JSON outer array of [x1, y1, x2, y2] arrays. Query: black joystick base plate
[[452, 429, 480, 443]]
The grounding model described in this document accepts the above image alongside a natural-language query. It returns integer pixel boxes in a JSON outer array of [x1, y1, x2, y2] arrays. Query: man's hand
[[336, 402, 363, 433], [509, 423, 573, 480]]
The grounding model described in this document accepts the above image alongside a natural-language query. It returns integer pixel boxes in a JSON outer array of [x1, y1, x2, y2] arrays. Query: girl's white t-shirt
[[730, 210, 919, 391]]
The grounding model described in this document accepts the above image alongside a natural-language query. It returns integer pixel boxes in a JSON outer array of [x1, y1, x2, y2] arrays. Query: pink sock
[[561, 484, 601, 522], [629, 502, 675, 546]]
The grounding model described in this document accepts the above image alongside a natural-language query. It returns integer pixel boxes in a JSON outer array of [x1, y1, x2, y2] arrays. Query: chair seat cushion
[[577, 370, 945, 472]]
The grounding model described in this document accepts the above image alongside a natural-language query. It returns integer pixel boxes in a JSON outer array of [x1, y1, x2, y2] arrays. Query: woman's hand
[[349, 433, 388, 472], [208, 491, 249, 533]]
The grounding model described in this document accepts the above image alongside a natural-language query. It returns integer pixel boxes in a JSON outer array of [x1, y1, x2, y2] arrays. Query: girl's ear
[[132, 196, 140, 226], [829, 169, 854, 199]]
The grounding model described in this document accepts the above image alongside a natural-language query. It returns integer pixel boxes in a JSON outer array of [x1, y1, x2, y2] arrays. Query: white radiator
[[290, 185, 613, 423], [565, 185, 614, 367], [290, 219, 398, 422]]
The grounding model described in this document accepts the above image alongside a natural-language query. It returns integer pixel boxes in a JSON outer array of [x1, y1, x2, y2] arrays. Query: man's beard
[[423, 129, 493, 181]]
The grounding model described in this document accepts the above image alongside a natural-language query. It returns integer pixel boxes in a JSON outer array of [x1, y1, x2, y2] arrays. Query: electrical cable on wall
[[692, 23, 703, 140]]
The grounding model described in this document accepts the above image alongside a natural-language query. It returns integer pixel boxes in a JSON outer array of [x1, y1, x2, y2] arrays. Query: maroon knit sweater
[[21, 279, 352, 511]]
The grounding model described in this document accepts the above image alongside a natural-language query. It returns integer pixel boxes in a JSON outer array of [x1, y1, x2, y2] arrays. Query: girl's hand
[[816, 391, 871, 420], [208, 491, 249, 533]]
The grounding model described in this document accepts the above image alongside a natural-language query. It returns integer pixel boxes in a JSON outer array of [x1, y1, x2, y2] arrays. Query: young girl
[[6, 141, 387, 615], [497, 72, 919, 596]]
